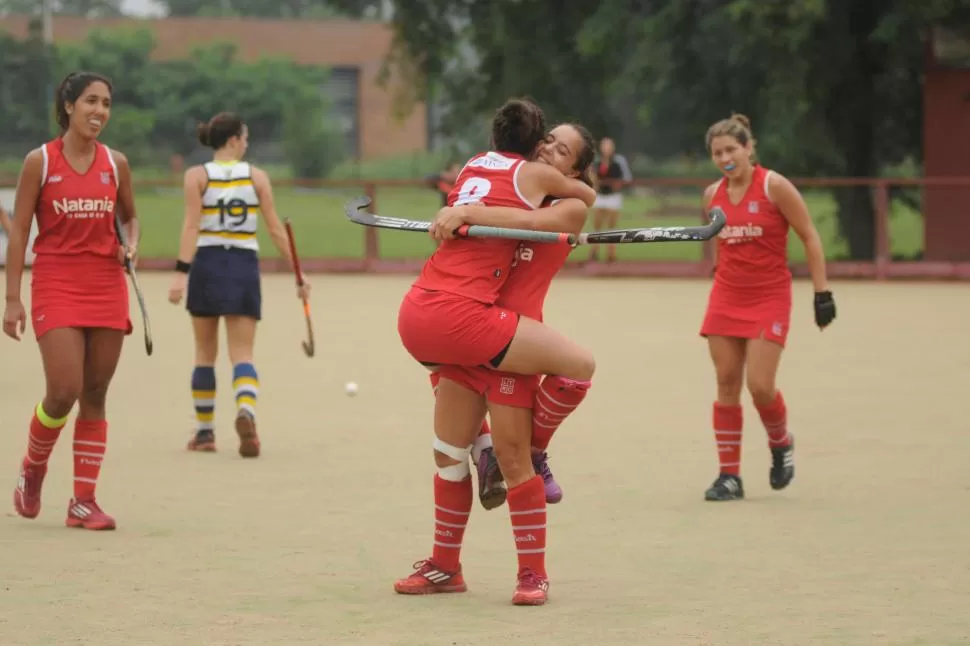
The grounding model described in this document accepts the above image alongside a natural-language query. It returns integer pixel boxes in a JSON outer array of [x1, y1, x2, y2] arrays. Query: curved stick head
[[344, 196, 375, 225], [707, 206, 727, 234], [302, 341, 314, 357], [146, 340, 153, 356]]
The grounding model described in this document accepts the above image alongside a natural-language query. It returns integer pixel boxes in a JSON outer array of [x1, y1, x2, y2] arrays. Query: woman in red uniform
[[393, 123, 596, 605], [699, 114, 836, 502], [3, 71, 138, 530]]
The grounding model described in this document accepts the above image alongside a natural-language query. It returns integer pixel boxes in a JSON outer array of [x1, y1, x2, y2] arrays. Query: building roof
[[0, 15, 394, 66]]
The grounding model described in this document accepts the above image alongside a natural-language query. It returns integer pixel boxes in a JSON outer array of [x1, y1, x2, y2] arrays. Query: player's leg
[[746, 338, 793, 490], [433, 367, 506, 510], [187, 316, 219, 451], [492, 316, 595, 383], [68, 328, 126, 530], [394, 377, 485, 595], [225, 315, 260, 458], [13, 328, 84, 520], [530, 374, 590, 504], [488, 402, 549, 605], [704, 335, 747, 501]]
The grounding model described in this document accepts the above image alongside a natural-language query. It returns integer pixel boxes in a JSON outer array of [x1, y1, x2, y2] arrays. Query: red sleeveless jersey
[[497, 199, 572, 320], [708, 165, 791, 291], [32, 138, 120, 258], [412, 151, 536, 304]]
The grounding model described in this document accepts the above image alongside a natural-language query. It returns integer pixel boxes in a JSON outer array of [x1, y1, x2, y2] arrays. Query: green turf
[[132, 184, 924, 261]]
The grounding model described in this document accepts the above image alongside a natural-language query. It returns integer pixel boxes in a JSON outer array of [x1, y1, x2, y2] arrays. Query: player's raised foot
[[234, 410, 260, 458], [65, 498, 116, 531], [704, 473, 744, 501], [394, 559, 467, 595], [512, 568, 549, 606], [531, 449, 562, 504], [477, 446, 507, 510], [769, 435, 795, 490], [186, 429, 216, 452], [13, 462, 47, 519]]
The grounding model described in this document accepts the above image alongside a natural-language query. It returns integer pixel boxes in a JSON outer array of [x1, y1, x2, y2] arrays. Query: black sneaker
[[704, 473, 744, 501], [769, 435, 795, 490]]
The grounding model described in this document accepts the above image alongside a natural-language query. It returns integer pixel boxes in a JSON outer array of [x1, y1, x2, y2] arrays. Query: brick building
[[1, 15, 428, 161]]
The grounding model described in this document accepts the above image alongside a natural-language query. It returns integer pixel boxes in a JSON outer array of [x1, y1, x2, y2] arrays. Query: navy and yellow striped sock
[[191, 366, 216, 433], [232, 363, 258, 420]]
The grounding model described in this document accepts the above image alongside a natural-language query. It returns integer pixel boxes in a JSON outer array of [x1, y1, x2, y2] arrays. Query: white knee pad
[[433, 437, 471, 482]]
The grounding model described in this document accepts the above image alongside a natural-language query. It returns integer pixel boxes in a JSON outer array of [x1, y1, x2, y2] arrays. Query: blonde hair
[[705, 113, 757, 162]]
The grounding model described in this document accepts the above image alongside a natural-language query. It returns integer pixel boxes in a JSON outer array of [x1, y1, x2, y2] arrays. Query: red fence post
[[364, 182, 379, 269], [873, 181, 891, 280]]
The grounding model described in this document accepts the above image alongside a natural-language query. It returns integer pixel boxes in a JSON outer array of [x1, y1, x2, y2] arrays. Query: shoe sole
[[394, 583, 467, 594], [65, 518, 116, 531], [187, 441, 216, 452], [235, 414, 260, 458], [480, 486, 507, 511], [512, 595, 548, 606]]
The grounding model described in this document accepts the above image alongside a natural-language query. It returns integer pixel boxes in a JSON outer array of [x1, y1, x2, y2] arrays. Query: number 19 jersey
[[197, 160, 261, 252], [412, 151, 537, 304]]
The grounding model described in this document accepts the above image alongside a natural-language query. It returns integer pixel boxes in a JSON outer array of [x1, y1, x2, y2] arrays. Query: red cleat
[[512, 569, 549, 606], [393, 559, 467, 595], [13, 462, 47, 519], [187, 429, 216, 452], [65, 498, 116, 531]]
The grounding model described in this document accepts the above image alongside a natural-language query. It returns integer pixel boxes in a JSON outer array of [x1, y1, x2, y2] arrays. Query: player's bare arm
[[2, 148, 42, 340], [769, 173, 829, 293], [112, 150, 140, 261], [252, 167, 310, 294], [521, 162, 596, 207], [176, 166, 206, 265], [0, 204, 11, 235], [702, 182, 720, 268], [434, 198, 587, 238]]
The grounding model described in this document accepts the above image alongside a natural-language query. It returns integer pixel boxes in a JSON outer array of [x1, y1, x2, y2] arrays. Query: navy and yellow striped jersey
[[198, 160, 260, 252]]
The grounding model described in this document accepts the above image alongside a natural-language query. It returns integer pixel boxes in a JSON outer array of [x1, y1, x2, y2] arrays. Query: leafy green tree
[[387, 0, 970, 259]]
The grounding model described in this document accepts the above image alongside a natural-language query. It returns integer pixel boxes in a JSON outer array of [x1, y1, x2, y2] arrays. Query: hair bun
[[196, 122, 210, 147], [730, 113, 751, 129]]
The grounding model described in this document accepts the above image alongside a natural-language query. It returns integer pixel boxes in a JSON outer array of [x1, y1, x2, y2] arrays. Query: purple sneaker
[[476, 446, 507, 510], [531, 448, 562, 504]]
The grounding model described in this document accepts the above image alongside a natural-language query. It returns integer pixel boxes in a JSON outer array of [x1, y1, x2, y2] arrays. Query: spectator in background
[[589, 136, 632, 263]]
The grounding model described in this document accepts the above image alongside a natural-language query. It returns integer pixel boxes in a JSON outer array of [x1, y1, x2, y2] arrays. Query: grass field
[[1, 274, 967, 645], [122, 185, 924, 262]]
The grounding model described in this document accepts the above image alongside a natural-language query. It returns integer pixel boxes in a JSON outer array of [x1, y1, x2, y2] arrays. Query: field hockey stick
[[344, 196, 576, 245], [575, 206, 728, 245], [115, 214, 153, 356], [283, 218, 315, 358]]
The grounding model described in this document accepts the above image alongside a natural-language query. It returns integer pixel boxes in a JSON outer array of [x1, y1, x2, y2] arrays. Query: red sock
[[508, 475, 546, 577], [431, 474, 473, 571], [713, 402, 743, 476], [757, 391, 790, 448], [531, 376, 591, 451], [73, 419, 108, 501], [24, 404, 67, 469]]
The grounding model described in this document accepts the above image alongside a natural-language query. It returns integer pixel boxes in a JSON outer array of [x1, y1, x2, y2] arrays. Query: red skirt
[[30, 253, 132, 340], [700, 281, 792, 347], [397, 287, 519, 367]]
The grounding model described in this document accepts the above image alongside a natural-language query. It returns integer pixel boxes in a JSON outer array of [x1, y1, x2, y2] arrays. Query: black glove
[[814, 290, 836, 329]]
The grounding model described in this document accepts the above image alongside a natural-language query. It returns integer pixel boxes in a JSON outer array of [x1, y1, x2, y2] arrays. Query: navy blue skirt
[[186, 246, 261, 320]]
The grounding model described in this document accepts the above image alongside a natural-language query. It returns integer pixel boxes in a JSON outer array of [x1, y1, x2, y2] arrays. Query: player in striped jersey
[[167, 112, 310, 457]]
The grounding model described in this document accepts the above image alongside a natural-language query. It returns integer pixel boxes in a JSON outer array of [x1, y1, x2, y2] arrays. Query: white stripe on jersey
[[197, 161, 260, 252]]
